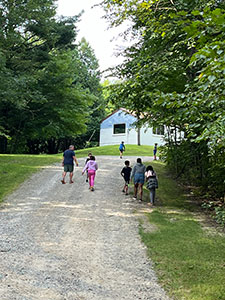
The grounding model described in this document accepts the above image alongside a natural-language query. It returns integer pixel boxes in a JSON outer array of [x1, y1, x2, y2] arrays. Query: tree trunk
[[137, 127, 141, 146]]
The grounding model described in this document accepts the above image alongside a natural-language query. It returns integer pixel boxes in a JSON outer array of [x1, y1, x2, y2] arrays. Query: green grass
[[74, 144, 153, 158], [140, 161, 225, 300], [0, 154, 60, 203]]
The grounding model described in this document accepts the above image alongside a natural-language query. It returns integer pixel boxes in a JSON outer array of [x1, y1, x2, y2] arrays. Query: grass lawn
[[74, 144, 153, 158], [139, 161, 225, 300], [0, 154, 60, 203]]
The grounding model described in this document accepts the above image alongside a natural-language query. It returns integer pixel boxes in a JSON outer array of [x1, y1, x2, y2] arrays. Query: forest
[[0, 0, 105, 154]]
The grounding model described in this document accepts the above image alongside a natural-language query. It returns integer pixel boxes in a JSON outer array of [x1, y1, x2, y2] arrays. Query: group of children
[[121, 158, 158, 205], [62, 143, 158, 204]]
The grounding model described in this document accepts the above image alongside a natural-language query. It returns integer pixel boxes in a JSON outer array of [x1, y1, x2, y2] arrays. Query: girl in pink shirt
[[82, 156, 98, 191]]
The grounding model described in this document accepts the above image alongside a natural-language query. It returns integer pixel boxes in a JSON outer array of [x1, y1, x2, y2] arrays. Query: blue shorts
[[153, 150, 157, 155], [134, 173, 145, 184]]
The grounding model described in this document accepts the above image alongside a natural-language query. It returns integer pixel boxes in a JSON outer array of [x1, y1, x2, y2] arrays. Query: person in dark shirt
[[121, 160, 132, 195], [61, 145, 78, 184]]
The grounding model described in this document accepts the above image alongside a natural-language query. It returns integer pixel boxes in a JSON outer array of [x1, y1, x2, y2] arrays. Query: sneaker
[[125, 193, 129, 195], [133, 196, 137, 200], [122, 189, 125, 193], [86, 179, 88, 183], [69, 180, 74, 184], [139, 199, 142, 203], [61, 180, 66, 184], [91, 187, 94, 191]]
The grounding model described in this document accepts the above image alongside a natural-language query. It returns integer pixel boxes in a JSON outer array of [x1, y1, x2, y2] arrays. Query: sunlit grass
[[67, 144, 153, 158], [0, 154, 60, 202], [139, 161, 225, 300]]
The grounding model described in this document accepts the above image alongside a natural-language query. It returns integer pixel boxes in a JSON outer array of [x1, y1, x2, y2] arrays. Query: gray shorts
[[64, 164, 74, 173]]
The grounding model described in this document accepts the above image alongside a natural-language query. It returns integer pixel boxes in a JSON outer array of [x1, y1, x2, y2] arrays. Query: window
[[113, 123, 126, 134], [153, 126, 164, 136]]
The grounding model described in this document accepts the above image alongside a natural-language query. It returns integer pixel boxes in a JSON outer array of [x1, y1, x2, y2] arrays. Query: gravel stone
[[0, 156, 170, 300]]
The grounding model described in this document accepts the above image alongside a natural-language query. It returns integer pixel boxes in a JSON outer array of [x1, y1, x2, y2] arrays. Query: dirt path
[[0, 156, 170, 300]]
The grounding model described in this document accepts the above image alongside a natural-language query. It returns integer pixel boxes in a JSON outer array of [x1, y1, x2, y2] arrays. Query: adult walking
[[131, 158, 146, 202], [61, 145, 78, 184], [145, 165, 158, 206]]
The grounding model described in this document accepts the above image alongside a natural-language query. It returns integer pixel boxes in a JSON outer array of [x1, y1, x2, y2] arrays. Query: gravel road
[[0, 156, 170, 300]]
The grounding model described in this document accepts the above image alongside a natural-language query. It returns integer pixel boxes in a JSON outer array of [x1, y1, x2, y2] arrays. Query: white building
[[100, 108, 165, 146]]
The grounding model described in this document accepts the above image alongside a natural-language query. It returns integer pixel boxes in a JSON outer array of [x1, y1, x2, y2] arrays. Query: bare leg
[[134, 183, 138, 198], [61, 171, 67, 184], [138, 183, 143, 200], [69, 172, 74, 183]]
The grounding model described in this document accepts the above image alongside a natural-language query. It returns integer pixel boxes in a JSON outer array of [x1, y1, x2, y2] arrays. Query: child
[[131, 158, 146, 202], [121, 160, 132, 195], [145, 165, 158, 206], [119, 141, 125, 159], [153, 143, 158, 160], [85, 152, 92, 183], [82, 156, 98, 191]]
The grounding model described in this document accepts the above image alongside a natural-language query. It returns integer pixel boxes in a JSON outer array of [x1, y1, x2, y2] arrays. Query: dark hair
[[125, 160, 130, 166], [146, 165, 154, 172], [121, 141, 124, 144], [137, 158, 142, 163], [90, 155, 95, 161], [88, 152, 92, 156]]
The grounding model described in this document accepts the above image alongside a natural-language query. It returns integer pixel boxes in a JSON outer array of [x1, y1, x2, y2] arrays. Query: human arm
[[73, 156, 79, 167], [82, 162, 88, 175]]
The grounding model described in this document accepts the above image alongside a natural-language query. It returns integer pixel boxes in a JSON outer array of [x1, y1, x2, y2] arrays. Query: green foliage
[[100, 0, 225, 198], [202, 201, 225, 225], [0, 1, 102, 154]]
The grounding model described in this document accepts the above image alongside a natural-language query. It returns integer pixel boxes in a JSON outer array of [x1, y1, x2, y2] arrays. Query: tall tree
[[0, 1, 94, 153], [101, 0, 225, 197]]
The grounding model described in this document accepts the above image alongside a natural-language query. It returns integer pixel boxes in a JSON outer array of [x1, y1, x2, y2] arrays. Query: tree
[[100, 0, 225, 197], [0, 1, 95, 153], [71, 38, 105, 149]]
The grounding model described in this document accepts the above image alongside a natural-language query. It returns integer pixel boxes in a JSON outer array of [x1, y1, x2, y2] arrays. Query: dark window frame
[[113, 123, 126, 135]]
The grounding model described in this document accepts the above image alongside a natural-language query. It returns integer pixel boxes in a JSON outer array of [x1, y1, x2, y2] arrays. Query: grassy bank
[[0, 154, 60, 203], [139, 161, 225, 300]]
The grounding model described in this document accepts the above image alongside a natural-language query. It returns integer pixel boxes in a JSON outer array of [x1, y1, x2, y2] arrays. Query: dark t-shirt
[[63, 150, 75, 165], [121, 166, 132, 181]]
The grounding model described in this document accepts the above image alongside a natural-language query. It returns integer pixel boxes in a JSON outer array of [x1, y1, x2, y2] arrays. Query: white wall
[[140, 126, 165, 146], [100, 126, 165, 146], [100, 127, 137, 146]]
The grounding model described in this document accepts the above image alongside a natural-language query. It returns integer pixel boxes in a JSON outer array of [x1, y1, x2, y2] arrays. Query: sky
[[57, 0, 130, 77]]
